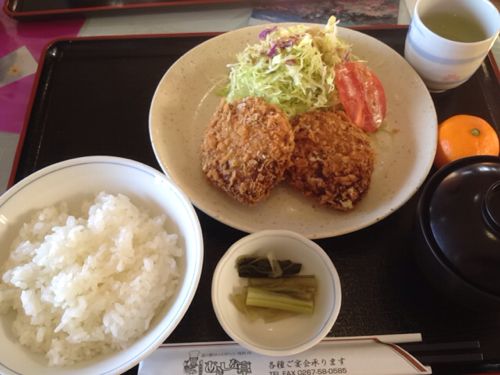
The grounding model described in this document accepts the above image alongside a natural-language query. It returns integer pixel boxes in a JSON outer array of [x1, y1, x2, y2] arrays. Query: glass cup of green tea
[[404, 0, 499, 92]]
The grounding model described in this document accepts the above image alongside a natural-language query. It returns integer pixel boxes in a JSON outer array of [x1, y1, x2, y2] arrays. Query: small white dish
[[0, 156, 203, 375], [211, 230, 341, 357]]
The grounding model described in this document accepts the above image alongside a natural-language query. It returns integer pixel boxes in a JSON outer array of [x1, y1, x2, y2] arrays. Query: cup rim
[[414, 0, 500, 44]]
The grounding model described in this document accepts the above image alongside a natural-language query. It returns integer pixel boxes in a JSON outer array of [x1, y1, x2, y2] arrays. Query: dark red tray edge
[[8, 26, 499, 189], [3, 0, 247, 19]]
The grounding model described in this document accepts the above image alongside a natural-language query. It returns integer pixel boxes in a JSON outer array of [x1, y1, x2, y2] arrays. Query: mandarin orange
[[434, 114, 499, 168]]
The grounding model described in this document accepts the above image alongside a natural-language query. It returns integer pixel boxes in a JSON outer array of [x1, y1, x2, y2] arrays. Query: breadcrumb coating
[[287, 109, 374, 210], [201, 97, 294, 204]]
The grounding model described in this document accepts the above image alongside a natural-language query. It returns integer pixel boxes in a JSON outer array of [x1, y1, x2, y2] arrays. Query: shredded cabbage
[[225, 17, 351, 117]]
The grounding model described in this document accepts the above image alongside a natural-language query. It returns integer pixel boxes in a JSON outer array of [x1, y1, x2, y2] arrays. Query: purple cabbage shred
[[267, 43, 278, 57], [258, 26, 278, 40]]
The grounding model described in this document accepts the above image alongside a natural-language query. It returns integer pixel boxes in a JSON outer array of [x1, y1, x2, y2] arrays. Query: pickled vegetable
[[246, 286, 314, 314], [232, 253, 316, 321], [236, 255, 302, 278]]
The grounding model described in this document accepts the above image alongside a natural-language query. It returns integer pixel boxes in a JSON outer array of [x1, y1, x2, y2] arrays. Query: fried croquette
[[287, 109, 374, 210], [201, 97, 295, 204]]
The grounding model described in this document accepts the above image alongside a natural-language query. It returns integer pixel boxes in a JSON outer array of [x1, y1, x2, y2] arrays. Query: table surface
[[1, 2, 500, 375]]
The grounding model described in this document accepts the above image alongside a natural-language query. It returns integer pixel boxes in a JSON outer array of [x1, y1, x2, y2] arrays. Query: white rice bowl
[[0, 157, 203, 375], [1, 192, 183, 366]]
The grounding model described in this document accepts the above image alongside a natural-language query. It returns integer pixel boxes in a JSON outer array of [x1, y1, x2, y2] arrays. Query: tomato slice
[[334, 61, 387, 132]]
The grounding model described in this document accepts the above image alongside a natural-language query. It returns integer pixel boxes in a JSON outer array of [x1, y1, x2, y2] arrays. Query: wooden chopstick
[[398, 340, 483, 366], [399, 340, 481, 353], [416, 353, 484, 365]]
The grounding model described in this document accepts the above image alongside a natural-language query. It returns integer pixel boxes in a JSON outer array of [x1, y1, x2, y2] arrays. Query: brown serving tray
[[9, 26, 500, 374]]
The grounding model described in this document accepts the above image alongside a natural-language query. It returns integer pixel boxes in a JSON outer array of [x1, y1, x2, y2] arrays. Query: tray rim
[[7, 31, 220, 189], [3, 0, 247, 19], [8, 25, 499, 190]]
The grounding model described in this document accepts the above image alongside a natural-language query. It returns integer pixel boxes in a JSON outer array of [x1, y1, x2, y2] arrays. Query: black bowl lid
[[420, 156, 500, 296]]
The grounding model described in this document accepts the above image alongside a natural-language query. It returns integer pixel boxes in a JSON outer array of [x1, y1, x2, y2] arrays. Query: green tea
[[421, 12, 488, 42]]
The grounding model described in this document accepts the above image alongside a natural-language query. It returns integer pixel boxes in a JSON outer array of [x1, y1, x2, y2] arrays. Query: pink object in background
[[0, 10, 84, 133]]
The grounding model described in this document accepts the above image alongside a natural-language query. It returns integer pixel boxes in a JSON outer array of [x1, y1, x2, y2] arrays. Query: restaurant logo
[[183, 350, 252, 375], [183, 350, 202, 374]]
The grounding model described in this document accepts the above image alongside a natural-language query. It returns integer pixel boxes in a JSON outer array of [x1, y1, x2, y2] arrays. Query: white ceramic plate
[[211, 230, 341, 356], [149, 24, 437, 239]]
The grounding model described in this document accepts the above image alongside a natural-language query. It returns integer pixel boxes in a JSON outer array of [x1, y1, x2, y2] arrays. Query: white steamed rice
[[0, 192, 183, 366]]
